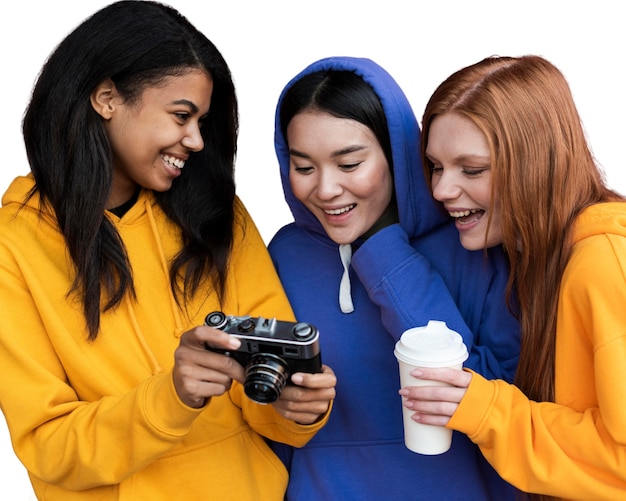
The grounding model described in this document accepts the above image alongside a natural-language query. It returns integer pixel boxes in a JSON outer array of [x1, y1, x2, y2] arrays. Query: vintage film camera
[[204, 311, 322, 404]]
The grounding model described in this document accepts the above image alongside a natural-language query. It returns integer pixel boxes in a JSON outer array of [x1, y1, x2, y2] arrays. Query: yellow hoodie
[[0, 175, 328, 500], [449, 202, 626, 500]]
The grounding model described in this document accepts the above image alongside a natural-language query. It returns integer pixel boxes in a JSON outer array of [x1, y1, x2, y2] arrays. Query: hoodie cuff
[[141, 371, 203, 438], [352, 224, 413, 281], [447, 370, 496, 438]]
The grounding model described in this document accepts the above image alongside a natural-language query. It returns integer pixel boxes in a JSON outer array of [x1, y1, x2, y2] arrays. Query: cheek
[[366, 168, 393, 204], [381, 170, 394, 201], [289, 174, 311, 203]]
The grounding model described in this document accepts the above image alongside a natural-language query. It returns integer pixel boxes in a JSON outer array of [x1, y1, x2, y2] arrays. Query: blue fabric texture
[[269, 56, 521, 500]]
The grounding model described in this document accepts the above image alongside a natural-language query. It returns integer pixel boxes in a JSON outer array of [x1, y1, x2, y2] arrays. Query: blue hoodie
[[268, 57, 520, 500]]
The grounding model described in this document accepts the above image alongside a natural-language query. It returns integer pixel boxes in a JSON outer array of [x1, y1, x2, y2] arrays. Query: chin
[[459, 237, 484, 251], [326, 232, 356, 246]]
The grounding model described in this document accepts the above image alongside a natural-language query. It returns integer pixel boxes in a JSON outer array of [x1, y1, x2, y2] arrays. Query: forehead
[[287, 111, 376, 145], [427, 112, 489, 158], [136, 70, 213, 111]]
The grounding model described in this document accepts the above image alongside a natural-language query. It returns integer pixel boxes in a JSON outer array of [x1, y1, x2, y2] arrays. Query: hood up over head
[[274, 56, 447, 241]]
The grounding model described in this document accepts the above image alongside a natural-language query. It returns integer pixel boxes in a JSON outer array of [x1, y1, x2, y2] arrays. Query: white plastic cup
[[394, 320, 469, 455]]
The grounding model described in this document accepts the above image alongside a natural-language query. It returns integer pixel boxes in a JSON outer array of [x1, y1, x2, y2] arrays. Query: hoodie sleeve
[[0, 268, 204, 489], [352, 223, 519, 382], [443, 224, 626, 498], [450, 368, 626, 498], [231, 382, 331, 447], [226, 199, 331, 444]]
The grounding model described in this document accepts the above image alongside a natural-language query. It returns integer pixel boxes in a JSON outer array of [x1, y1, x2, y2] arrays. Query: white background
[[2, 1, 624, 498]]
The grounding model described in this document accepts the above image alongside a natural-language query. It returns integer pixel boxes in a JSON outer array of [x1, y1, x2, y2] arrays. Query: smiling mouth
[[162, 154, 185, 169], [324, 204, 355, 216], [449, 209, 485, 225]]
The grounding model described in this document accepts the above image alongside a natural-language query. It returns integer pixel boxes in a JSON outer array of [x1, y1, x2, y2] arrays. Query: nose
[[316, 168, 343, 200], [182, 124, 205, 152], [431, 170, 461, 202]]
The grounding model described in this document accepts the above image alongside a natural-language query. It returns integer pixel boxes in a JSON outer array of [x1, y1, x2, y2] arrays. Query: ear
[[90, 79, 120, 119]]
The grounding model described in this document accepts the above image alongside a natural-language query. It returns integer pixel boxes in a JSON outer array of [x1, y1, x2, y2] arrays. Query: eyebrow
[[426, 152, 491, 164], [289, 144, 368, 159], [456, 153, 490, 163], [171, 99, 199, 113]]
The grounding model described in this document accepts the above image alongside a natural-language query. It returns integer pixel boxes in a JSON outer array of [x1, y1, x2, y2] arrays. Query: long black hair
[[279, 70, 392, 168], [22, 1, 238, 340]]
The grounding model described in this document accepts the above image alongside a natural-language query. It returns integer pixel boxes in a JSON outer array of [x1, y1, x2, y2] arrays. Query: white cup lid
[[394, 320, 469, 367]]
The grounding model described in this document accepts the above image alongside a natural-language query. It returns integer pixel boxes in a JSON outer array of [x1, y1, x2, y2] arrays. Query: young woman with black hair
[[0, 2, 335, 499]]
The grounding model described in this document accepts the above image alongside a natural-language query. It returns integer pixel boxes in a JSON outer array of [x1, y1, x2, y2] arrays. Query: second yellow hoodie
[[449, 202, 626, 500]]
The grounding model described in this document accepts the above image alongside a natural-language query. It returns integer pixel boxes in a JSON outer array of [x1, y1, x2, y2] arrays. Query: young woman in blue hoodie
[[268, 56, 521, 500]]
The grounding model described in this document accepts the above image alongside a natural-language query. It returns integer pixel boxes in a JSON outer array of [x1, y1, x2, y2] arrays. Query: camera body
[[204, 311, 322, 404]]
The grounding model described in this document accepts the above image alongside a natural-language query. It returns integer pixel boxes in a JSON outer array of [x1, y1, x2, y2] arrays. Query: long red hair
[[421, 55, 620, 405], [421, 55, 624, 499]]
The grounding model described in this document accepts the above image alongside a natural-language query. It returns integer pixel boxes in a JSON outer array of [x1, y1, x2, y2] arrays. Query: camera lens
[[244, 353, 289, 404]]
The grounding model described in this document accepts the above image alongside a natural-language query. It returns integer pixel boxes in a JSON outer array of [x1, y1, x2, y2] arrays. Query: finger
[[273, 396, 331, 414], [175, 344, 246, 384], [181, 325, 242, 352], [279, 383, 336, 404], [181, 372, 234, 396], [403, 395, 459, 417], [290, 365, 337, 388], [272, 398, 331, 425], [410, 412, 451, 427], [400, 384, 466, 404], [173, 364, 235, 407], [408, 367, 472, 388]]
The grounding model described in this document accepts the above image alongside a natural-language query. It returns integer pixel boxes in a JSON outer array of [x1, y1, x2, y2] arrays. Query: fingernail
[[291, 374, 304, 384]]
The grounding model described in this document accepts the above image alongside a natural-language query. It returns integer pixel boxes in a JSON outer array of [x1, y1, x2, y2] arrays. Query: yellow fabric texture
[[0, 175, 327, 500], [449, 202, 626, 500]]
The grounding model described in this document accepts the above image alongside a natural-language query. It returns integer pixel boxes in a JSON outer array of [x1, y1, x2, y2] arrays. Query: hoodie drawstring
[[145, 199, 185, 338], [339, 244, 354, 313], [119, 197, 186, 376]]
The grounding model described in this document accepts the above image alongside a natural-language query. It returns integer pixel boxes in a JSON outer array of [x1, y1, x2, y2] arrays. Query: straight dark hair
[[22, 0, 239, 340], [279, 70, 392, 168]]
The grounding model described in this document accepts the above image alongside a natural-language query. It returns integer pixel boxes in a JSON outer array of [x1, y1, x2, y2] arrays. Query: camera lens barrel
[[244, 353, 290, 404]]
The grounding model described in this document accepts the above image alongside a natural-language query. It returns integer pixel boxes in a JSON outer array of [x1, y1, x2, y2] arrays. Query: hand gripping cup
[[394, 320, 469, 454]]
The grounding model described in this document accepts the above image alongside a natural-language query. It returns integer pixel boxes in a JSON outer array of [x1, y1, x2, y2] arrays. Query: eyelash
[[293, 161, 362, 174], [463, 168, 488, 176], [339, 162, 361, 170], [294, 166, 313, 173], [430, 165, 488, 176], [175, 113, 207, 130]]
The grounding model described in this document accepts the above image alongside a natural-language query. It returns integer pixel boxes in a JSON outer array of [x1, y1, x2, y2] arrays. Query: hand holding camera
[[204, 311, 323, 404], [173, 322, 247, 408], [174, 312, 335, 423]]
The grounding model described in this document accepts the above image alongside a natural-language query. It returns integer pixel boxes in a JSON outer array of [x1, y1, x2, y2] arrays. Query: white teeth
[[162, 154, 185, 169], [449, 209, 480, 218], [325, 204, 355, 215]]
